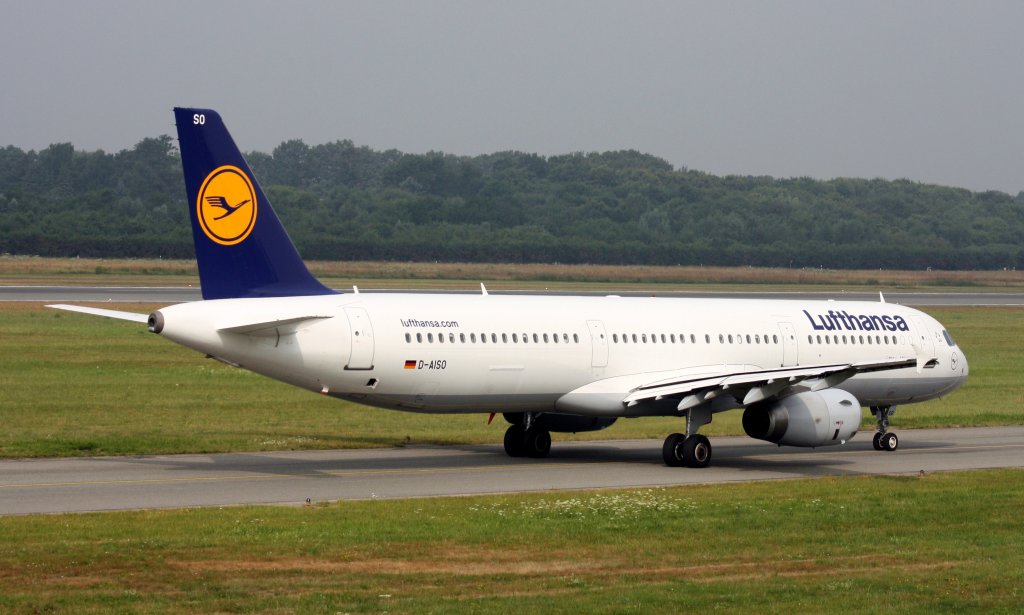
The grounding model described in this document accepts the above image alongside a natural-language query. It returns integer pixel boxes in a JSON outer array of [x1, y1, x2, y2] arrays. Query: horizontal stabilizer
[[46, 304, 149, 323]]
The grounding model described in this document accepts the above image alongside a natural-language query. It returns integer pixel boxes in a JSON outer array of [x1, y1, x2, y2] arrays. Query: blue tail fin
[[173, 107, 335, 299]]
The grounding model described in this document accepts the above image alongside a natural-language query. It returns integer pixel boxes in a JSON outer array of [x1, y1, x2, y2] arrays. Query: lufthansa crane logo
[[196, 165, 258, 245]]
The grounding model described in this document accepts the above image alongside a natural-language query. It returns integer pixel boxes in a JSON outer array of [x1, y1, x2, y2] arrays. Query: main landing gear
[[870, 405, 899, 452], [503, 413, 552, 458], [662, 433, 712, 468], [662, 406, 713, 468]]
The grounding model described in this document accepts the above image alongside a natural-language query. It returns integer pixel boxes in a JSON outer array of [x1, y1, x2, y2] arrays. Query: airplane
[[48, 108, 969, 468]]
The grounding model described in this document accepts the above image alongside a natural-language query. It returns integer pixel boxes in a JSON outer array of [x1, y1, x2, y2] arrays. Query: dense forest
[[1, 136, 1022, 269]]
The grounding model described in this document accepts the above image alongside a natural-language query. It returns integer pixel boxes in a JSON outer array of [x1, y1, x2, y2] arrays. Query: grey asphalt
[[3, 286, 1024, 305], [2, 426, 1022, 515]]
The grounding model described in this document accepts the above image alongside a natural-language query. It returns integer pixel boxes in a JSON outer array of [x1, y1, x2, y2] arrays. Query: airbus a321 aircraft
[[49, 108, 969, 468]]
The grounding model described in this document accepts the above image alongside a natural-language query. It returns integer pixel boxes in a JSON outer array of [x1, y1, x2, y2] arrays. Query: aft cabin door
[[344, 307, 375, 370], [778, 322, 797, 367]]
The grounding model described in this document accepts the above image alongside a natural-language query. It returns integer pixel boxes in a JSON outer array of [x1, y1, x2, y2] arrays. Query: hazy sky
[[2, 1, 1022, 194]]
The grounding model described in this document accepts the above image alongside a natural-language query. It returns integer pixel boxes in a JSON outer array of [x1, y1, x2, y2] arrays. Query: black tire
[[662, 433, 686, 467], [881, 432, 899, 452], [872, 432, 884, 451], [504, 424, 526, 457], [683, 435, 712, 468], [524, 427, 552, 458]]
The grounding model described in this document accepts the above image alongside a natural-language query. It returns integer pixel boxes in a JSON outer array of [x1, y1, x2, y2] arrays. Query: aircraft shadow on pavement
[[95, 435, 958, 480]]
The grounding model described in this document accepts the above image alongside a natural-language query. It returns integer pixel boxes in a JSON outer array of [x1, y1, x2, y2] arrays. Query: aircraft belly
[[341, 392, 561, 414]]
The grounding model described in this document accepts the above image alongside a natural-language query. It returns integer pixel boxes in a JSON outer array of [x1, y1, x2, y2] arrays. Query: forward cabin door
[[778, 322, 798, 367], [588, 320, 609, 368], [911, 316, 935, 362], [344, 307, 375, 370]]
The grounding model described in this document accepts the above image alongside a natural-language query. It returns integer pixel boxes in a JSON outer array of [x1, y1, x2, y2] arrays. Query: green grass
[[0, 469, 1021, 613], [0, 303, 1020, 458]]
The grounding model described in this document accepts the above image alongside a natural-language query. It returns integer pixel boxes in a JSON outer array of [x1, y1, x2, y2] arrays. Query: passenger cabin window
[[405, 333, 411, 343]]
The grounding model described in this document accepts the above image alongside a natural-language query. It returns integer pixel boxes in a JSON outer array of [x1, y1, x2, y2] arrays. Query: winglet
[[480, 283, 489, 296], [879, 291, 886, 304], [173, 108, 335, 300]]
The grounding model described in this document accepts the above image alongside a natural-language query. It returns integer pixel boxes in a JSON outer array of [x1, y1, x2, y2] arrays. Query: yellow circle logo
[[196, 165, 258, 246]]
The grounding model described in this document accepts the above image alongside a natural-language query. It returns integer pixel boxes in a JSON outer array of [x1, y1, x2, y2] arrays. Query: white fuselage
[[152, 293, 968, 419]]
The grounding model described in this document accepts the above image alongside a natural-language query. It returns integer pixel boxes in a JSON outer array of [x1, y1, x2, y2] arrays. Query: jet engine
[[742, 389, 861, 447]]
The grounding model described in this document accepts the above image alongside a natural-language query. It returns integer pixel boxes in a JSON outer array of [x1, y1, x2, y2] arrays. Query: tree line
[[1, 135, 1022, 269]]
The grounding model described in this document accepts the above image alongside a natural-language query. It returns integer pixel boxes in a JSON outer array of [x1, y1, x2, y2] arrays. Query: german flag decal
[[404, 360, 417, 370]]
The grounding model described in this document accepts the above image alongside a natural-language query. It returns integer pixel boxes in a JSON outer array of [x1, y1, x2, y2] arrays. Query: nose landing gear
[[870, 405, 899, 452]]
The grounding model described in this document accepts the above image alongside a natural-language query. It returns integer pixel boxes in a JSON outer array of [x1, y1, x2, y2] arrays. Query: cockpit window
[[942, 330, 956, 347]]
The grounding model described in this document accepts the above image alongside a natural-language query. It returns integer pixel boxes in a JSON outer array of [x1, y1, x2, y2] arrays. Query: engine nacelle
[[503, 412, 617, 433], [742, 389, 861, 447]]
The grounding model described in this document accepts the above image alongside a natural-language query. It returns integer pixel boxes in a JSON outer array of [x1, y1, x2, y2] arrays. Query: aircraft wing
[[47, 304, 149, 323], [557, 357, 917, 415], [622, 357, 917, 410]]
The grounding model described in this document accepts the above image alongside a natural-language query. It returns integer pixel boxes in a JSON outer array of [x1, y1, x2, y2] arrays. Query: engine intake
[[742, 389, 861, 447]]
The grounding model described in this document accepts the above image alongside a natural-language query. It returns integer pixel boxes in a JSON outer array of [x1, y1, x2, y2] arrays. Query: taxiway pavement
[[2, 426, 1022, 515]]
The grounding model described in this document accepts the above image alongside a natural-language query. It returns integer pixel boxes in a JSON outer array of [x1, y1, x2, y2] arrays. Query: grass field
[[0, 469, 1021, 613], [0, 302, 1019, 458], [3, 255, 1024, 290]]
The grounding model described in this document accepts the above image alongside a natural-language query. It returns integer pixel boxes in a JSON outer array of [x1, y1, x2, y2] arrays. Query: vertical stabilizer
[[173, 107, 335, 299]]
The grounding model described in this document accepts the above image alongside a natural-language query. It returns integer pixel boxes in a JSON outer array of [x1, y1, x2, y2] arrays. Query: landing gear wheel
[[523, 427, 552, 458], [662, 433, 686, 467], [682, 434, 712, 468], [503, 424, 526, 457], [870, 405, 899, 453]]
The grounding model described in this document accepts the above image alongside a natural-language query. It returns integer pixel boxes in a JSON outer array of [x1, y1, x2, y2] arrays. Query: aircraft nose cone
[[951, 349, 968, 387]]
